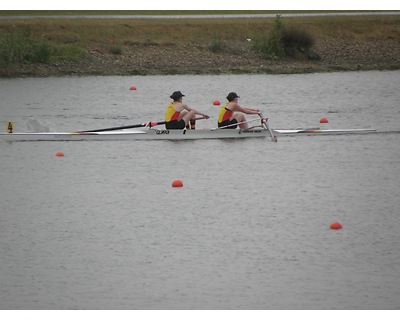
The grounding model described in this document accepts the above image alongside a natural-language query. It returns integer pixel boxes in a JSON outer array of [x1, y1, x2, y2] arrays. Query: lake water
[[1, 71, 400, 310]]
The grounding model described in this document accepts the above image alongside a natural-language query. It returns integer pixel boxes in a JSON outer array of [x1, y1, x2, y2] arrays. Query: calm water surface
[[1, 71, 400, 309]]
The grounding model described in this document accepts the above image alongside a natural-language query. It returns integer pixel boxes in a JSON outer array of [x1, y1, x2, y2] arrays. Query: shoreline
[[1, 14, 400, 77], [11, 39, 400, 78]]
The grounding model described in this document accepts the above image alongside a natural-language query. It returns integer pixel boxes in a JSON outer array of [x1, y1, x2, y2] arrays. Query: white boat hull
[[0, 128, 271, 141], [1, 127, 378, 142]]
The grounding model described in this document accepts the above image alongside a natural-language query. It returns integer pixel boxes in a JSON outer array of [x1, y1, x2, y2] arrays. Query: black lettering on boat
[[155, 130, 169, 135], [242, 130, 262, 134]]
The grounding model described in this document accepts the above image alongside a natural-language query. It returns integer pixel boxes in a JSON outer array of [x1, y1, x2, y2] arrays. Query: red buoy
[[56, 152, 64, 157], [213, 100, 221, 106], [130, 86, 137, 90], [330, 222, 343, 230], [172, 180, 183, 187], [320, 117, 329, 123]]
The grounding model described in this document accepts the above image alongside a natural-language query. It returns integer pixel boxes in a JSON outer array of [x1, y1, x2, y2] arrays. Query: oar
[[260, 114, 278, 142], [211, 118, 259, 130], [76, 121, 165, 133], [77, 117, 208, 133]]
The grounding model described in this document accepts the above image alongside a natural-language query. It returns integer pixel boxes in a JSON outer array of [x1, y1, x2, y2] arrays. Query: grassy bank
[[0, 10, 355, 16], [1, 13, 400, 76]]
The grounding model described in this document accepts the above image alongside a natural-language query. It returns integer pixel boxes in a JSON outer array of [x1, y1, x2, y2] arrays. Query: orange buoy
[[330, 222, 343, 230], [56, 152, 64, 157], [320, 117, 329, 123], [129, 86, 137, 91], [172, 180, 183, 187], [213, 100, 221, 106]]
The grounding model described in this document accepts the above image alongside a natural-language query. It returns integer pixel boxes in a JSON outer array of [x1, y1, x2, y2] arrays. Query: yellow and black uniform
[[218, 104, 238, 129], [165, 102, 186, 129]]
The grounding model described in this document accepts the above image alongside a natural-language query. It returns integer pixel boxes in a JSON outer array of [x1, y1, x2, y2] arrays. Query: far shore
[[1, 12, 399, 77]]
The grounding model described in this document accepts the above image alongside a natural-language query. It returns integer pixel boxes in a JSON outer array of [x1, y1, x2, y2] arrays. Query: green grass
[[1, 13, 399, 75], [1, 14, 399, 44], [0, 10, 372, 16]]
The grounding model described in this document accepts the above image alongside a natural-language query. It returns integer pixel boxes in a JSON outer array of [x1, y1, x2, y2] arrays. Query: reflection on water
[[1, 71, 400, 309]]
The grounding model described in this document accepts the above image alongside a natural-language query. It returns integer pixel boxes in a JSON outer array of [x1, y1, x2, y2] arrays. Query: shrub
[[252, 15, 285, 59], [0, 27, 86, 71], [306, 50, 321, 60], [30, 41, 53, 63], [109, 44, 123, 55], [252, 15, 319, 60], [208, 39, 226, 53], [281, 27, 315, 58], [52, 44, 84, 61], [0, 30, 28, 65]]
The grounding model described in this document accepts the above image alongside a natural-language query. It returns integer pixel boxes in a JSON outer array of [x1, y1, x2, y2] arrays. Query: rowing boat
[[0, 127, 378, 142], [0, 127, 272, 141], [0, 115, 377, 142]]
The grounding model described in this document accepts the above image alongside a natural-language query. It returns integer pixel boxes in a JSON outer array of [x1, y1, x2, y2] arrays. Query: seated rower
[[218, 92, 261, 129], [165, 91, 209, 130]]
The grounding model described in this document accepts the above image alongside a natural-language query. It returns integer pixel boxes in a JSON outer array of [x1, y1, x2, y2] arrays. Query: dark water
[[1, 71, 400, 309]]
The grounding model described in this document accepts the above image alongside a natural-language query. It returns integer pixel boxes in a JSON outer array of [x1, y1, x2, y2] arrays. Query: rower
[[165, 91, 209, 130], [217, 92, 261, 129]]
